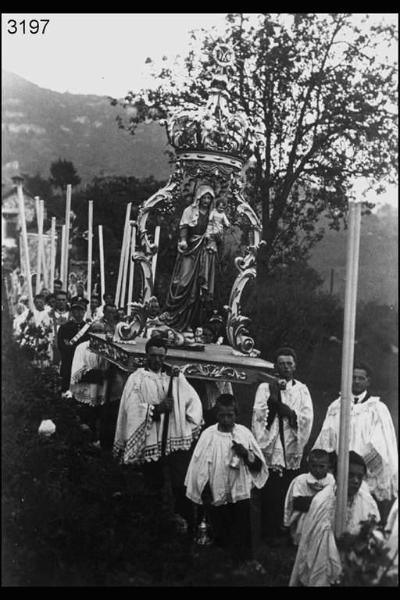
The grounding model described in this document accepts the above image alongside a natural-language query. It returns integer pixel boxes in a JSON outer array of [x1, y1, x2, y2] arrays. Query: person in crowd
[[313, 362, 398, 522], [185, 393, 268, 564], [251, 346, 314, 542], [70, 281, 89, 307], [289, 451, 380, 587], [53, 279, 63, 294], [100, 304, 118, 337], [163, 184, 217, 332], [88, 294, 101, 321], [57, 301, 91, 398], [95, 291, 115, 319], [113, 336, 203, 528], [15, 294, 54, 365], [48, 290, 70, 364], [69, 321, 110, 446], [12, 294, 29, 335], [283, 448, 335, 545], [44, 293, 56, 311], [116, 307, 127, 323]]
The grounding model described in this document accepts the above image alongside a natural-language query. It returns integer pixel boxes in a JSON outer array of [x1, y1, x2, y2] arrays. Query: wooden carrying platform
[[89, 334, 276, 386]]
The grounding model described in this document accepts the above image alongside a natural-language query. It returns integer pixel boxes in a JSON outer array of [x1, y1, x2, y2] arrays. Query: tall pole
[[98, 225, 105, 304], [60, 225, 66, 288], [151, 225, 161, 287], [87, 201, 93, 317], [115, 203, 131, 307], [120, 222, 132, 310], [40, 200, 49, 289], [35, 196, 42, 294], [63, 184, 72, 290], [50, 217, 56, 293], [335, 200, 362, 537], [127, 222, 136, 316], [16, 183, 34, 310]]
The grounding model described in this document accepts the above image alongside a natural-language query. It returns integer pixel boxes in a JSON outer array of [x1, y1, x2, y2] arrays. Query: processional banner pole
[[115, 203, 131, 307], [87, 201, 93, 317], [40, 200, 49, 289], [50, 217, 56, 293], [335, 199, 362, 537], [16, 183, 34, 310], [63, 184, 72, 290], [35, 196, 42, 294], [98, 225, 105, 304], [60, 225, 66, 287]]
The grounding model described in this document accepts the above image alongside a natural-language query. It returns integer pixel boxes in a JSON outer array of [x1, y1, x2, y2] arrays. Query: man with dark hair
[[313, 362, 398, 520], [113, 336, 203, 527], [251, 346, 314, 542], [53, 279, 63, 293], [48, 290, 70, 364], [57, 301, 91, 397], [289, 451, 380, 586]]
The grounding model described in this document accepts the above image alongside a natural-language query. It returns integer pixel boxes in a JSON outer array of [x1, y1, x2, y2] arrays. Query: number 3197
[[7, 19, 49, 34]]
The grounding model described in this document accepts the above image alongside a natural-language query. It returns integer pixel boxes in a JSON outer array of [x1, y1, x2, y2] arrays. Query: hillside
[[2, 70, 170, 183]]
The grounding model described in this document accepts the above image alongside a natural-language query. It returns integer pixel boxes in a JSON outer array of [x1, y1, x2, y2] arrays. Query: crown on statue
[[163, 44, 254, 169]]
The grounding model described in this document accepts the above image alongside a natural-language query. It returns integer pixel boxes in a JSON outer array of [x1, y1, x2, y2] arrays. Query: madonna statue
[[163, 184, 216, 332]]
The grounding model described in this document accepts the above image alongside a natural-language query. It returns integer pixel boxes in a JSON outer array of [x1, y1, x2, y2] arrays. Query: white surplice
[[70, 340, 108, 407], [251, 379, 314, 470], [289, 482, 380, 586], [313, 395, 398, 501], [284, 471, 335, 544], [185, 423, 269, 506], [113, 368, 203, 464]]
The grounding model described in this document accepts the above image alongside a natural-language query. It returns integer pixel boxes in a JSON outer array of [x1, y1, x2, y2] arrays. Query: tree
[[112, 13, 397, 272], [112, 14, 397, 350], [49, 159, 81, 190]]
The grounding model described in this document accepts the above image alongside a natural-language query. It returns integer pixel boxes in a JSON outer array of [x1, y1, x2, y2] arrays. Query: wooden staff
[[126, 222, 136, 316], [120, 221, 132, 311], [63, 184, 72, 289], [16, 183, 34, 310], [335, 199, 362, 537], [40, 200, 49, 289], [87, 201, 93, 317], [98, 225, 105, 304], [60, 225, 66, 287], [151, 225, 161, 286], [35, 197, 42, 294], [50, 217, 56, 293], [115, 203, 131, 307]]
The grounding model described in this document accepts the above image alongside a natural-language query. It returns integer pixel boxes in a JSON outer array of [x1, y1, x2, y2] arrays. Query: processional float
[[90, 44, 275, 388]]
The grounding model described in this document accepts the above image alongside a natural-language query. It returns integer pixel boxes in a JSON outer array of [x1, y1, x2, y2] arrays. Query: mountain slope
[[2, 70, 170, 183]]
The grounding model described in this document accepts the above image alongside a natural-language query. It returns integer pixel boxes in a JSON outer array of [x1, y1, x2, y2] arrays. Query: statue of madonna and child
[[144, 183, 230, 348]]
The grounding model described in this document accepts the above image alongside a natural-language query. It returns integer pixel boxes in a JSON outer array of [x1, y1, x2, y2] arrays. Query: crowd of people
[[9, 279, 399, 585]]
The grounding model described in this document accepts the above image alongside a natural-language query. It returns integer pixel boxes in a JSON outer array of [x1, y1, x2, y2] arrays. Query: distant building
[[1, 182, 46, 248]]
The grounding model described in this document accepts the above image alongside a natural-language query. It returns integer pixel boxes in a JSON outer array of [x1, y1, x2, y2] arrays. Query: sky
[[2, 12, 398, 208]]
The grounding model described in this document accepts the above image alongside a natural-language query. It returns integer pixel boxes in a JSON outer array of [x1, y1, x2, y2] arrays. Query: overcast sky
[[2, 12, 397, 207], [2, 13, 229, 96]]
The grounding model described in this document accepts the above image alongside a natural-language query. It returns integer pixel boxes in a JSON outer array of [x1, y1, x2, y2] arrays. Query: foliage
[[112, 13, 397, 274], [50, 159, 81, 190], [335, 515, 398, 586], [14, 317, 53, 364], [244, 259, 343, 363], [23, 172, 54, 201]]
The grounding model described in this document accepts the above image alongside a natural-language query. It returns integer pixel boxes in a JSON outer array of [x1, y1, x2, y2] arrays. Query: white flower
[[38, 419, 56, 437]]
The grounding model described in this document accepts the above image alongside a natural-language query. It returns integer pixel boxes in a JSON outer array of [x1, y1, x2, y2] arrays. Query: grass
[[2, 306, 298, 586]]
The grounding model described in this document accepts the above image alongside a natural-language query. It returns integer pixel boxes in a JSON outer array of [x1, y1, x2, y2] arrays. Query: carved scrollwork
[[131, 253, 154, 303], [137, 178, 180, 255], [181, 363, 247, 382], [114, 302, 147, 342], [225, 247, 260, 357]]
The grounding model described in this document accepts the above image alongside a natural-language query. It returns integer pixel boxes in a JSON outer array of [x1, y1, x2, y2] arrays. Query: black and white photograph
[[2, 12, 398, 587]]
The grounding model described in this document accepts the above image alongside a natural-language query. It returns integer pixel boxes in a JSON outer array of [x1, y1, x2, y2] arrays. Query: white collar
[[353, 390, 368, 403]]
